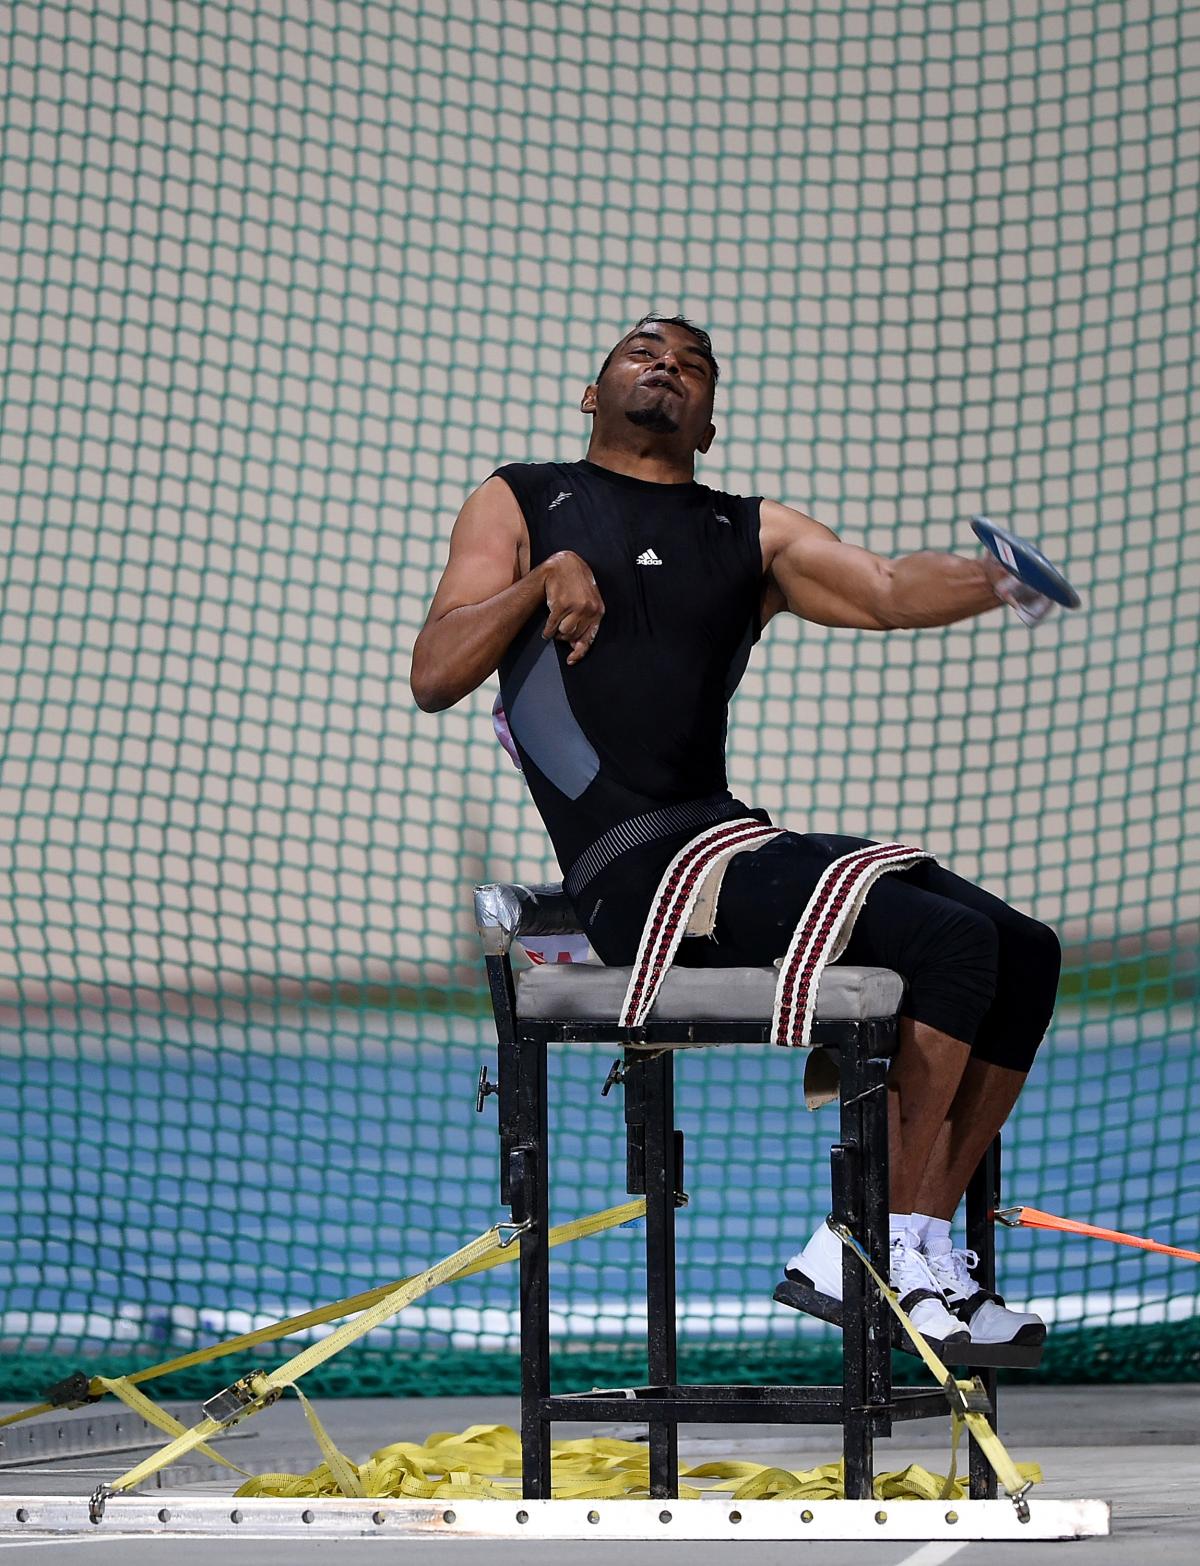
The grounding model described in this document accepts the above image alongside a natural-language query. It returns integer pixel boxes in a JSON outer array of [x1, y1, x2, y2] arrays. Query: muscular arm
[[760, 499, 1006, 631], [410, 476, 604, 712]]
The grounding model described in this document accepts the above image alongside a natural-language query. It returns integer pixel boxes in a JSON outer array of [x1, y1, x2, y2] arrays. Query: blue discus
[[971, 516, 1081, 609]]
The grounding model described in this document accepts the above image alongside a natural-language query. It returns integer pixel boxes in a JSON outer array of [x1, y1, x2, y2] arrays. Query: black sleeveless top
[[495, 459, 767, 905]]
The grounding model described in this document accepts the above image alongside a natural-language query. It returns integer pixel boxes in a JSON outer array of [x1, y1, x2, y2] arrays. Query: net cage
[[0, 0, 1197, 1400]]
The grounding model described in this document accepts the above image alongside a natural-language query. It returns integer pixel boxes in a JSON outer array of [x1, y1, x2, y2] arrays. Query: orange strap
[[1000, 1205, 1200, 1263]]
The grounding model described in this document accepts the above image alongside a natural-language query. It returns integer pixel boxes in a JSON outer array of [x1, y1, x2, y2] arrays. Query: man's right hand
[[412, 479, 607, 712], [541, 550, 605, 664]]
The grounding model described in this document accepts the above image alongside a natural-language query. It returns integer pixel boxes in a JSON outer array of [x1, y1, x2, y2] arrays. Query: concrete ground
[[1, 1386, 1197, 1563]]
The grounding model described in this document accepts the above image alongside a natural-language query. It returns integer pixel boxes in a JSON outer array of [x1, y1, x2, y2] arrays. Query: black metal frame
[[483, 946, 1001, 1501]]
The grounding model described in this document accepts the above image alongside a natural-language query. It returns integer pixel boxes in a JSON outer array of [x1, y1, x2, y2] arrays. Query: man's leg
[[888, 1018, 974, 1214], [898, 886, 1059, 1354], [778, 1011, 976, 1355], [912, 1058, 1026, 1219]]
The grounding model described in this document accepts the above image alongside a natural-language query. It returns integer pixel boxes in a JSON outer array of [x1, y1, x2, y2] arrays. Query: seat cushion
[[515, 963, 903, 1024]]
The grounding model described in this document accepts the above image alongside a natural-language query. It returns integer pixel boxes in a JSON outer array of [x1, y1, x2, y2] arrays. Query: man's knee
[[1002, 912, 1062, 1013], [973, 912, 1062, 1071], [901, 902, 1000, 1044]]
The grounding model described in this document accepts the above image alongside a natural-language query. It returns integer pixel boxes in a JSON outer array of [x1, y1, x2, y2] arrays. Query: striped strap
[[618, 819, 783, 1028], [772, 842, 932, 1047]]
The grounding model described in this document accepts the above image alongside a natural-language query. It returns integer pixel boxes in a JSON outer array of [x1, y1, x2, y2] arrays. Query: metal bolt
[[587, 1509, 600, 1524], [875, 1509, 888, 1525], [946, 1510, 959, 1524], [659, 1510, 672, 1524], [230, 1510, 242, 1524], [443, 1510, 456, 1524], [301, 1510, 315, 1524], [15, 1510, 29, 1524], [729, 1509, 742, 1524], [801, 1509, 813, 1523], [372, 1511, 386, 1525], [516, 1510, 529, 1524], [157, 1509, 170, 1524]]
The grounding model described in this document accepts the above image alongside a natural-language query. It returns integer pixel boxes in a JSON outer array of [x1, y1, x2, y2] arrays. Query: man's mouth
[[639, 374, 681, 395]]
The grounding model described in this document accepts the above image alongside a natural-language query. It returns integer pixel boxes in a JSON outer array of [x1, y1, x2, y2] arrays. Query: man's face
[[582, 322, 717, 452]]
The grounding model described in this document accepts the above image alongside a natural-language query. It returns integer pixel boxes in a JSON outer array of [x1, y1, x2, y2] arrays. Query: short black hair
[[596, 315, 720, 385]]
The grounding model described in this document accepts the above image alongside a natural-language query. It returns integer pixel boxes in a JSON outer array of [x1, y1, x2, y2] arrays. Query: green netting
[[1, 0, 1198, 1405]]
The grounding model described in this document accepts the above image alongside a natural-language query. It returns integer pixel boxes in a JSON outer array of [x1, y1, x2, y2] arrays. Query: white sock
[[889, 1211, 912, 1245], [917, 1214, 953, 1256]]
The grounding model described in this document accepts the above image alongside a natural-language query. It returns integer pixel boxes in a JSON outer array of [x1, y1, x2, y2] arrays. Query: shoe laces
[[927, 1246, 980, 1298], [888, 1234, 943, 1297]]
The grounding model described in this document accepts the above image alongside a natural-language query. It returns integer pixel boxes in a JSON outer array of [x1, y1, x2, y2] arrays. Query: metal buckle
[[88, 1484, 113, 1525], [944, 1375, 992, 1417], [201, 1372, 277, 1427]]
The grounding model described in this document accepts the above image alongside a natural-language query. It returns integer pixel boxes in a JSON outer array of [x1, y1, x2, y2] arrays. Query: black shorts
[[577, 831, 1060, 1074]]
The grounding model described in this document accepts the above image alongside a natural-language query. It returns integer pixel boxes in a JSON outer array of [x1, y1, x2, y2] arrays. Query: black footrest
[[545, 1383, 947, 1426]]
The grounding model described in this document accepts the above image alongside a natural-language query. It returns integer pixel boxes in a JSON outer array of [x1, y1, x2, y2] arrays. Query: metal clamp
[[496, 1218, 532, 1250], [993, 1206, 1023, 1228], [43, 1369, 98, 1408], [201, 1372, 278, 1427], [475, 1064, 499, 1113], [1011, 1479, 1033, 1523], [88, 1484, 113, 1525], [600, 1059, 626, 1097]]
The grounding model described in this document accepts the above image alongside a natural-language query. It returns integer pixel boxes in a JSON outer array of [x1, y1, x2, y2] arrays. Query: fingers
[[991, 572, 1057, 627], [542, 552, 604, 658], [543, 603, 603, 659], [565, 625, 600, 665], [542, 601, 568, 641]]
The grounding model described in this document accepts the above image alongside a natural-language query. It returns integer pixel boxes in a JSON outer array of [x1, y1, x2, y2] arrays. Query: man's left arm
[[760, 499, 1007, 631]]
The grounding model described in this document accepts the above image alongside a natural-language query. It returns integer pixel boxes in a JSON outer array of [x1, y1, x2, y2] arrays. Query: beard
[[625, 403, 680, 434]]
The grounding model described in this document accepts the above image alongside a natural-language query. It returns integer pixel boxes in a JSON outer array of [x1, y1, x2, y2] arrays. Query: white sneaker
[[774, 1219, 970, 1358], [924, 1243, 1046, 1366]]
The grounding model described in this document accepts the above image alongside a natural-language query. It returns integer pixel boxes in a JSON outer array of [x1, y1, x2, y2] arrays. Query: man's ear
[[580, 382, 598, 414], [697, 421, 716, 454]]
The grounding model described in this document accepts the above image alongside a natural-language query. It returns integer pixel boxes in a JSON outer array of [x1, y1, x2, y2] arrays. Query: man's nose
[[653, 355, 682, 375]]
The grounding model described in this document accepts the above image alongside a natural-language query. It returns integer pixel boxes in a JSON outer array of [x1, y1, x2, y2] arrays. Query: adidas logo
[[548, 491, 572, 511], [636, 548, 663, 566], [714, 512, 731, 526]]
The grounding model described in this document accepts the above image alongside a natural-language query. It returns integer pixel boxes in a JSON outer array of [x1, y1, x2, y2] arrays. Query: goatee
[[625, 406, 680, 434]]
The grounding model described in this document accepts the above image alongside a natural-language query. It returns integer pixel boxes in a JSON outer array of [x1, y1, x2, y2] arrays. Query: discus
[[971, 516, 1081, 609]]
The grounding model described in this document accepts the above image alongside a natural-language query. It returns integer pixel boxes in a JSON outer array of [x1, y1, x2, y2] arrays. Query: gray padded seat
[[516, 962, 904, 1025]]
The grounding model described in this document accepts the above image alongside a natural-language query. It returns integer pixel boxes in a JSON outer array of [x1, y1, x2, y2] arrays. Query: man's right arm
[[410, 476, 605, 713]]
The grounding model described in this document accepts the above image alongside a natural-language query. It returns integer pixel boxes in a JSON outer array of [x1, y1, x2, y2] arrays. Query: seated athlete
[[411, 314, 1061, 1361]]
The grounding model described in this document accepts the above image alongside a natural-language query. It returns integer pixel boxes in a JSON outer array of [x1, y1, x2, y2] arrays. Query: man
[[411, 315, 1060, 1360]]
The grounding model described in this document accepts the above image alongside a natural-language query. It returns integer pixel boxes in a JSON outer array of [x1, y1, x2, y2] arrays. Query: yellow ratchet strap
[[85, 1199, 645, 1518], [236, 1421, 991, 1504], [829, 1221, 1039, 1519], [0, 1196, 643, 1434]]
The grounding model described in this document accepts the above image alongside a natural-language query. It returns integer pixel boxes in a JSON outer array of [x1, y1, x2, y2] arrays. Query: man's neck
[[583, 434, 696, 485]]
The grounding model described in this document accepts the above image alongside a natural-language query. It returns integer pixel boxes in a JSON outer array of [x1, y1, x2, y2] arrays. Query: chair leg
[[834, 1027, 873, 1501], [643, 1050, 680, 1498], [967, 1134, 1001, 1499], [862, 1049, 893, 1427], [516, 1033, 552, 1499]]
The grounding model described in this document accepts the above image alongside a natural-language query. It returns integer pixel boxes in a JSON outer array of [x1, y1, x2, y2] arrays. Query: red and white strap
[[618, 818, 783, 1027], [771, 842, 932, 1047]]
